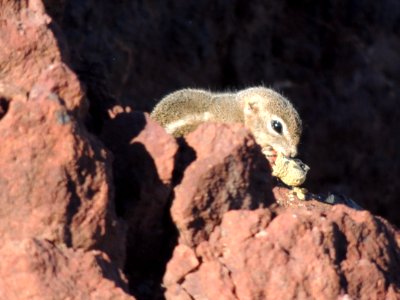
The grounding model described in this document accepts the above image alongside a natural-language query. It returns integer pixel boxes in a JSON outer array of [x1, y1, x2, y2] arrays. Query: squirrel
[[150, 87, 302, 158]]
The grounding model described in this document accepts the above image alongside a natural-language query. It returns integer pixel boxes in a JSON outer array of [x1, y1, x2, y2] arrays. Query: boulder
[[172, 123, 274, 247], [0, 238, 133, 300], [164, 205, 400, 300]]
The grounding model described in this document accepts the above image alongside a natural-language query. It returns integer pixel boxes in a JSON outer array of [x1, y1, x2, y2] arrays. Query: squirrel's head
[[238, 87, 302, 157]]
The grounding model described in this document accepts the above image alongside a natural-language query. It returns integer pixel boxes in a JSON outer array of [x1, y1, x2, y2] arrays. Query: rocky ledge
[[0, 1, 399, 300]]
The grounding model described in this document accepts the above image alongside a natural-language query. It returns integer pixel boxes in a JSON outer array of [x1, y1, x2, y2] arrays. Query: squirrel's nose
[[287, 146, 297, 158]]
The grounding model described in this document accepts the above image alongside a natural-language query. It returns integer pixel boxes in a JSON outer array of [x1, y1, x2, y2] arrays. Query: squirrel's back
[[150, 88, 242, 136], [151, 86, 302, 158]]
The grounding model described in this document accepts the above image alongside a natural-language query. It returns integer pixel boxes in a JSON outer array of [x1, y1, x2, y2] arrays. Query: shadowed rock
[[102, 110, 179, 297]]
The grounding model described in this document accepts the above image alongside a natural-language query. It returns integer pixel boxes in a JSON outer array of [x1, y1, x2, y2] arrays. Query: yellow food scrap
[[272, 153, 310, 187]]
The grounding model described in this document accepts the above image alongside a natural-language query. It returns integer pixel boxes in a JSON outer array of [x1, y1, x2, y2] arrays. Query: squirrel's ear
[[244, 97, 259, 114]]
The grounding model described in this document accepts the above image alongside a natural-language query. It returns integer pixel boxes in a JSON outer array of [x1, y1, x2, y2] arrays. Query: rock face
[[0, 73, 113, 250], [0, 0, 64, 92], [172, 123, 274, 247], [164, 205, 400, 300], [0, 239, 131, 300], [2, 1, 400, 300], [0, 1, 130, 298], [164, 123, 400, 300]]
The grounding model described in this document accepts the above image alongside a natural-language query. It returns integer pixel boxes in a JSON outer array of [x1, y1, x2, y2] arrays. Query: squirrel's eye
[[271, 120, 283, 134]]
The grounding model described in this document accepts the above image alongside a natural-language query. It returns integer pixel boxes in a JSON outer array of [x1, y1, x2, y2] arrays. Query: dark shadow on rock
[[172, 137, 197, 186], [75, 59, 119, 135], [64, 173, 82, 247], [0, 82, 26, 121], [101, 111, 178, 300], [0, 97, 10, 120], [101, 111, 147, 165], [331, 222, 349, 291], [374, 218, 400, 289], [45, 14, 119, 135], [42, 0, 67, 25], [320, 193, 364, 210], [224, 143, 275, 211], [245, 144, 275, 209], [94, 254, 130, 294]]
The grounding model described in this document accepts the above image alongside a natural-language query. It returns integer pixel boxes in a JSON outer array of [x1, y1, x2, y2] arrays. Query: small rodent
[[150, 87, 302, 158]]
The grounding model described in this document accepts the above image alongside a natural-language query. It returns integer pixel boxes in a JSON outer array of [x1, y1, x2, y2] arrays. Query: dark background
[[44, 0, 400, 226]]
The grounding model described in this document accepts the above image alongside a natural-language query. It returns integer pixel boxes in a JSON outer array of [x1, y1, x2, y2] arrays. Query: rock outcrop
[[172, 123, 274, 247], [1, 1, 400, 300], [0, 239, 131, 300], [0, 1, 130, 298], [164, 205, 400, 300]]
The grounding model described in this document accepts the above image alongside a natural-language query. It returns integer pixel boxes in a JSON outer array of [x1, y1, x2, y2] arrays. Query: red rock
[[0, 0, 129, 296], [0, 0, 124, 268], [0, 0, 64, 92], [3, 2, 400, 299], [164, 205, 400, 299], [0, 72, 124, 264], [163, 244, 199, 286], [30, 62, 88, 119], [0, 238, 134, 300], [164, 284, 193, 300], [171, 123, 274, 247], [129, 112, 178, 185]]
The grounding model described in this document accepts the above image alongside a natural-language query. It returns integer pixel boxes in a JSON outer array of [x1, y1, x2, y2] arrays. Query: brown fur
[[150, 87, 302, 157]]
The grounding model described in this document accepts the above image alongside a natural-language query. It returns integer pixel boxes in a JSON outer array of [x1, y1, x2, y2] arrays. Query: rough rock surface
[[2, 1, 400, 300], [0, 238, 131, 300], [172, 123, 274, 246], [0, 1, 130, 298], [0, 0, 66, 93], [164, 205, 400, 300], [46, 0, 400, 227], [0, 1, 124, 262], [2, 76, 99, 246]]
